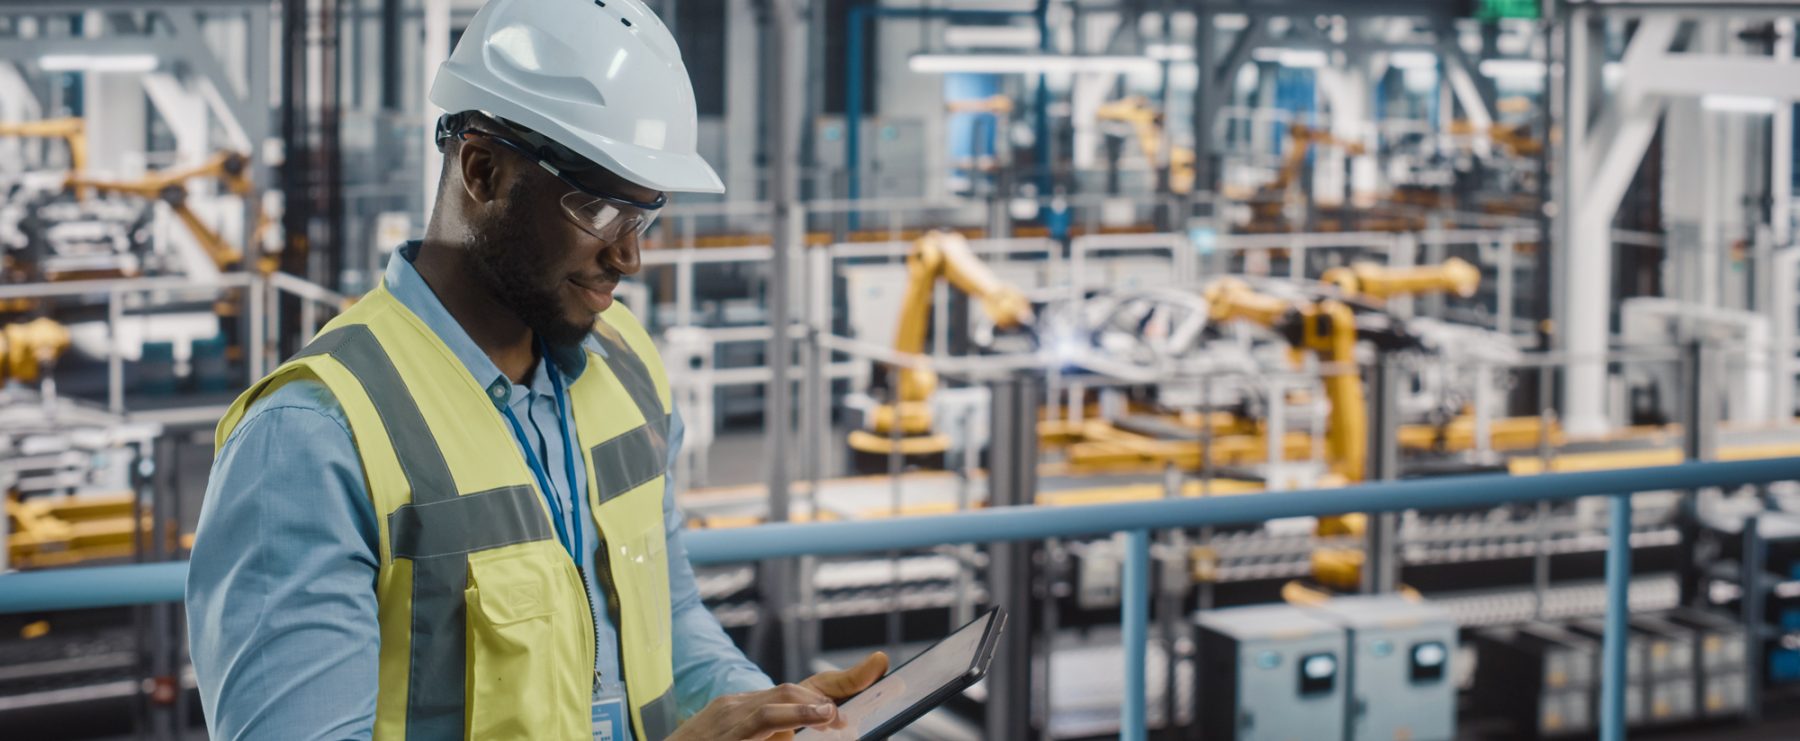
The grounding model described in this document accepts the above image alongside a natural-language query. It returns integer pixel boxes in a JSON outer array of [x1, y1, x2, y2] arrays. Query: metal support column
[[1363, 355, 1402, 594], [1600, 492, 1633, 741], [758, 0, 804, 681], [987, 374, 1038, 740], [1678, 339, 1719, 607]]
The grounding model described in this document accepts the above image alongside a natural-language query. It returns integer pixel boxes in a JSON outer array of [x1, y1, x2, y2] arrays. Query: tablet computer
[[796, 607, 1007, 741]]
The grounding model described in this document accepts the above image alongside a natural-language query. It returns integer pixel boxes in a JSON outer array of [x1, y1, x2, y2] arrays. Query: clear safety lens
[[560, 192, 658, 243]]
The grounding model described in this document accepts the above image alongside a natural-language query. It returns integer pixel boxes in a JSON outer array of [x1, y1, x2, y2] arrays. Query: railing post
[[1601, 492, 1633, 741], [1122, 528, 1151, 741]]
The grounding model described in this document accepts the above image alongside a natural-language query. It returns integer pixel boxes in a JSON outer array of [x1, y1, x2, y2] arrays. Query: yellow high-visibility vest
[[217, 284, 677, 740]]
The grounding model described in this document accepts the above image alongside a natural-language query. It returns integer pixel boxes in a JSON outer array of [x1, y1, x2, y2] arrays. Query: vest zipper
[[590, 539, 629, 690], [575, 562, 603, 696]]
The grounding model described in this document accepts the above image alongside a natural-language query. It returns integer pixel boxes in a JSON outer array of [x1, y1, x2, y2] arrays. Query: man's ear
[[457, 137, 504, 205]]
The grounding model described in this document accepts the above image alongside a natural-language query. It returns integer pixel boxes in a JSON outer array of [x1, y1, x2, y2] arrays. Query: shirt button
[[490, 385, 505, 399]]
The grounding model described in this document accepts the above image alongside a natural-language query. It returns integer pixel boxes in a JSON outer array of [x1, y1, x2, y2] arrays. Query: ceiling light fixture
[[908, 54, 1162, 76], [38, 54, 159, 72]]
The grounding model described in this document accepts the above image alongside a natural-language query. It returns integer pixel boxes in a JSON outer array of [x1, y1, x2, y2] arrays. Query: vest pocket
[[621, 519, 672, 658], [465, 544, 589, 740]]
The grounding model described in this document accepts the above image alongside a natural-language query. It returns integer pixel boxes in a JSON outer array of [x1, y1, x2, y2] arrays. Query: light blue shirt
[[187, 242, 771, 740]]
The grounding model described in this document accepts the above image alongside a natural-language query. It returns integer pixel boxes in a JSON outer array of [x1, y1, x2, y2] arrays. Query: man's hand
[[799, 651, 889, 702], [669, 652, 891, 741], [668, 683, 840, 741]]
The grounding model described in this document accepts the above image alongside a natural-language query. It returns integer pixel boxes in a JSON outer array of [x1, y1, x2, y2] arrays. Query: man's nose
[[603, 232, 641, 276]]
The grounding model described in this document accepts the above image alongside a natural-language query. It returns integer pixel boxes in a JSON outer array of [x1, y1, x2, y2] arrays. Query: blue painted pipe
[[1601, 493, 1632, 741], [683, 458, 1798, 564], [0, 561, 188, 613], [1121, 529, 1151, 741]]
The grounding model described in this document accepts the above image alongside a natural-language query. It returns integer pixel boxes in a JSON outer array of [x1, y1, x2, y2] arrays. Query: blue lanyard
[[497, 341, 585, 561]]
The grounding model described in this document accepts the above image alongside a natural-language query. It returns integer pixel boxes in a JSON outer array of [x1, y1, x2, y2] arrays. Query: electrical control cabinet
[[1308, 596, 1458, 741], [1197, 604, 1349, 741]]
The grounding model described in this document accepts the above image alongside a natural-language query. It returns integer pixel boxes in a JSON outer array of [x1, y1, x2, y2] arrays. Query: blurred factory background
[[4, 0, 1800, 739]]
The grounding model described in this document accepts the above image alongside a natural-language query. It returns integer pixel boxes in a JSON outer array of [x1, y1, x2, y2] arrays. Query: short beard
[[465, 178, 593, 347]]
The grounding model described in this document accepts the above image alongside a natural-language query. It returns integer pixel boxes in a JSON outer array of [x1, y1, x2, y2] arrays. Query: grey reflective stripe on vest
[[639, 687, 680, 740], [297, 325, 457, 502], [591, 326, 671, 450], [390, 485, 551, 559], [591, 426, 666, 504], [295, 324, 466, 740]]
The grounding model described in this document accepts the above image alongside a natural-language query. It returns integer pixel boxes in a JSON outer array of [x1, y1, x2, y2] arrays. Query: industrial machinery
[[1307, 595, 1456, 741], [0, 318, 69, 385], [1471, 622, 1600, 737], [848, 230, 1033, 468], [63, 150, 260, 274], [0, 117, 87, 193], [1095, 96, 1196, 195], [1243, 123, 1374, 233], [1448, 119, 1543, 159], [1197, 603, 1349, 741], [0, 316, 157, 571], [1189, 258, 1482, 484]]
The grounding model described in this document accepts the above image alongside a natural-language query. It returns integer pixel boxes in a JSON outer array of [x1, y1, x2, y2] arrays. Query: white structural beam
[[1562, 14, 1681, 436], [141, 73, 209, 163], [1632, 55, 1800, 100], [0, 63, 41, 119], [1773, 19, 1795, 249]]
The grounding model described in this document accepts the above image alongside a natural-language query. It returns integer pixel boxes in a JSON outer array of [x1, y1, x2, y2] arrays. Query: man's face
[[464, 153, 655, 346]]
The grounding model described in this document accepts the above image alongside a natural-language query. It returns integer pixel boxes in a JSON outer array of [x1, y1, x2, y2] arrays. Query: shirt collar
[[385, 241, 597, 407]]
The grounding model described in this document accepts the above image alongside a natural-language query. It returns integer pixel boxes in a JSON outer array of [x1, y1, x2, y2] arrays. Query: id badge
[[591, 696, 627, 741]]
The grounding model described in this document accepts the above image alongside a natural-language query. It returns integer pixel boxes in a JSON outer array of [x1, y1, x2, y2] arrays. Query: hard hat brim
[[432, 69, 726, 195]]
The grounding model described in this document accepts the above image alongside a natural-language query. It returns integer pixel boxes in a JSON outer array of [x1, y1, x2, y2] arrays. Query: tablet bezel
[[798, 606, 1008, 741]]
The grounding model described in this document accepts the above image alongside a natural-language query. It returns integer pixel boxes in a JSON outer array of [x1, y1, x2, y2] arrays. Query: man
[[186, 1, 885, 739]]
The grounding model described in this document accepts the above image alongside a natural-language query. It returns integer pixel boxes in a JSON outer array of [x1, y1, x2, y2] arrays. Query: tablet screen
[[796, 610, 996, 740]]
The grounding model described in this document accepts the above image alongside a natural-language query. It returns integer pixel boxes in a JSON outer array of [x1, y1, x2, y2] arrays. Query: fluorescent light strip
[[1478, 58, 1545, 81], [943, 25, 1041, 49], [1251, 47, 1328, 69], [1145, 43, 1194, 62], [1702, 94, 1780, 114], [909, 54, 1161, 76], [1214, 13, 1250, 31], [38, 54, 158, 72], [1388, 51, 1438, 71]]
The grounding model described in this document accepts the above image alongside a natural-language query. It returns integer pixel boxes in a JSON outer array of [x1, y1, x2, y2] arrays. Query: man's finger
[[742, 702, 838, 734], [801, 651, 890, 699]]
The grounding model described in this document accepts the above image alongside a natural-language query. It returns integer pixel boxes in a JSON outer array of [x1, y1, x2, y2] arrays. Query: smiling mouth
[[568, 274, 618, 312]]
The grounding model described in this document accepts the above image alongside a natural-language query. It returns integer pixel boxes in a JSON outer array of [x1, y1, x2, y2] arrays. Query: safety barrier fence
[[3, 458, 1797, 741]]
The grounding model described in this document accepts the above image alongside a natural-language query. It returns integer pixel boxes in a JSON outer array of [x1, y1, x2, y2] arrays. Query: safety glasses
[[441, 121, 666, 244]]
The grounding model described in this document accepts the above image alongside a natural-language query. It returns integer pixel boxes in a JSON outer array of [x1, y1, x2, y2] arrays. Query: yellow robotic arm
[[1321, 257, 1480, 301], [0, 117, 87, 172], [850, 231, 1033, 461], [63, 151, 255, 270], [1205, 278, 1368, 482], [0, 117, 89, 197], [1096, 96, 1197, 195], [0, 318, 71, 384]]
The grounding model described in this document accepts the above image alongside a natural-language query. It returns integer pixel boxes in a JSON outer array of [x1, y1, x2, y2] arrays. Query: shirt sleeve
[[662, 407, 775, 718], [186, 380, 381, 741]]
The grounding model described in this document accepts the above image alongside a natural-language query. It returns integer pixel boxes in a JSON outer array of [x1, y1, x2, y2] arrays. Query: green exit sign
[[1477, 0, 1540, 20]]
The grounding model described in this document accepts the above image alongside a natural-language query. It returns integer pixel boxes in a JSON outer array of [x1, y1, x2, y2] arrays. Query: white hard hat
[[429, 0, 724, 194]]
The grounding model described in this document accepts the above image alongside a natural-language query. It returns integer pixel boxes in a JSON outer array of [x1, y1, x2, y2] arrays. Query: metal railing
[[0, 270, 348, 416], [1, 458, 1794, 741]]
